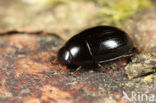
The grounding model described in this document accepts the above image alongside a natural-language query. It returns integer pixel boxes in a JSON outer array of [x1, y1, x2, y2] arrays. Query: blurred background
[[0, 0, 154, 40]]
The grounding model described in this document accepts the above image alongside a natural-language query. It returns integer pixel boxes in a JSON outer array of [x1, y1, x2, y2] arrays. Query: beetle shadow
[[67, 64, 111, 73], [66, 56, 134, 74], [67, 65, 99, 72]]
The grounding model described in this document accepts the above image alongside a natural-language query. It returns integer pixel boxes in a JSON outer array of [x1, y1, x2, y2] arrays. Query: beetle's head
[[58, 47, 72, 65]]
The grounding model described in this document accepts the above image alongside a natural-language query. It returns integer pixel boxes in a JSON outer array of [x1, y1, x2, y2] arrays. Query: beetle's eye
[[58, 47, 72, 65]]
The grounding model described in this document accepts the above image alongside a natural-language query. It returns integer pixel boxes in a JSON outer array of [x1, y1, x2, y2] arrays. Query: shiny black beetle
[[58, 26, 134, 66]]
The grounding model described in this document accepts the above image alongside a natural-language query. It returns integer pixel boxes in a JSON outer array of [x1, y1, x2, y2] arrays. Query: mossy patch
[[47, 0, 152, 25]]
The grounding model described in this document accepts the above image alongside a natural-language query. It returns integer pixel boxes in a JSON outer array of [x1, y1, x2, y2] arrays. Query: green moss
[[48, 0, 73, 5], [99, 0, 151, 25]]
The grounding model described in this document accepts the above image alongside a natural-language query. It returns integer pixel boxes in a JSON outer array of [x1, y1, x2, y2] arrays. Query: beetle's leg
[[97, 64, 107, 72], [49, 52, 59, 65], [60, 65, 67, 73], [74, 66, 82, 75], [50, 58, 59, 65], [122, 53, 133, 58], [98, 64, 104, 68], [76, 66, 82, 71]]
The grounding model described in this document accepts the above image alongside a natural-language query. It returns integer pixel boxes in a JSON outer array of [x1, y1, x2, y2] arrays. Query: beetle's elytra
[[58, 26, 134, 66]]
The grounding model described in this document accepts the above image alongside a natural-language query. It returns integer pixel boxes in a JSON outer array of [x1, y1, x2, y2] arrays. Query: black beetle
[[58, 26, 134, 67]]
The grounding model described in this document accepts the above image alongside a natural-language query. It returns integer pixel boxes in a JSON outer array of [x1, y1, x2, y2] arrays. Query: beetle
[[58, 26, 134, 67]]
